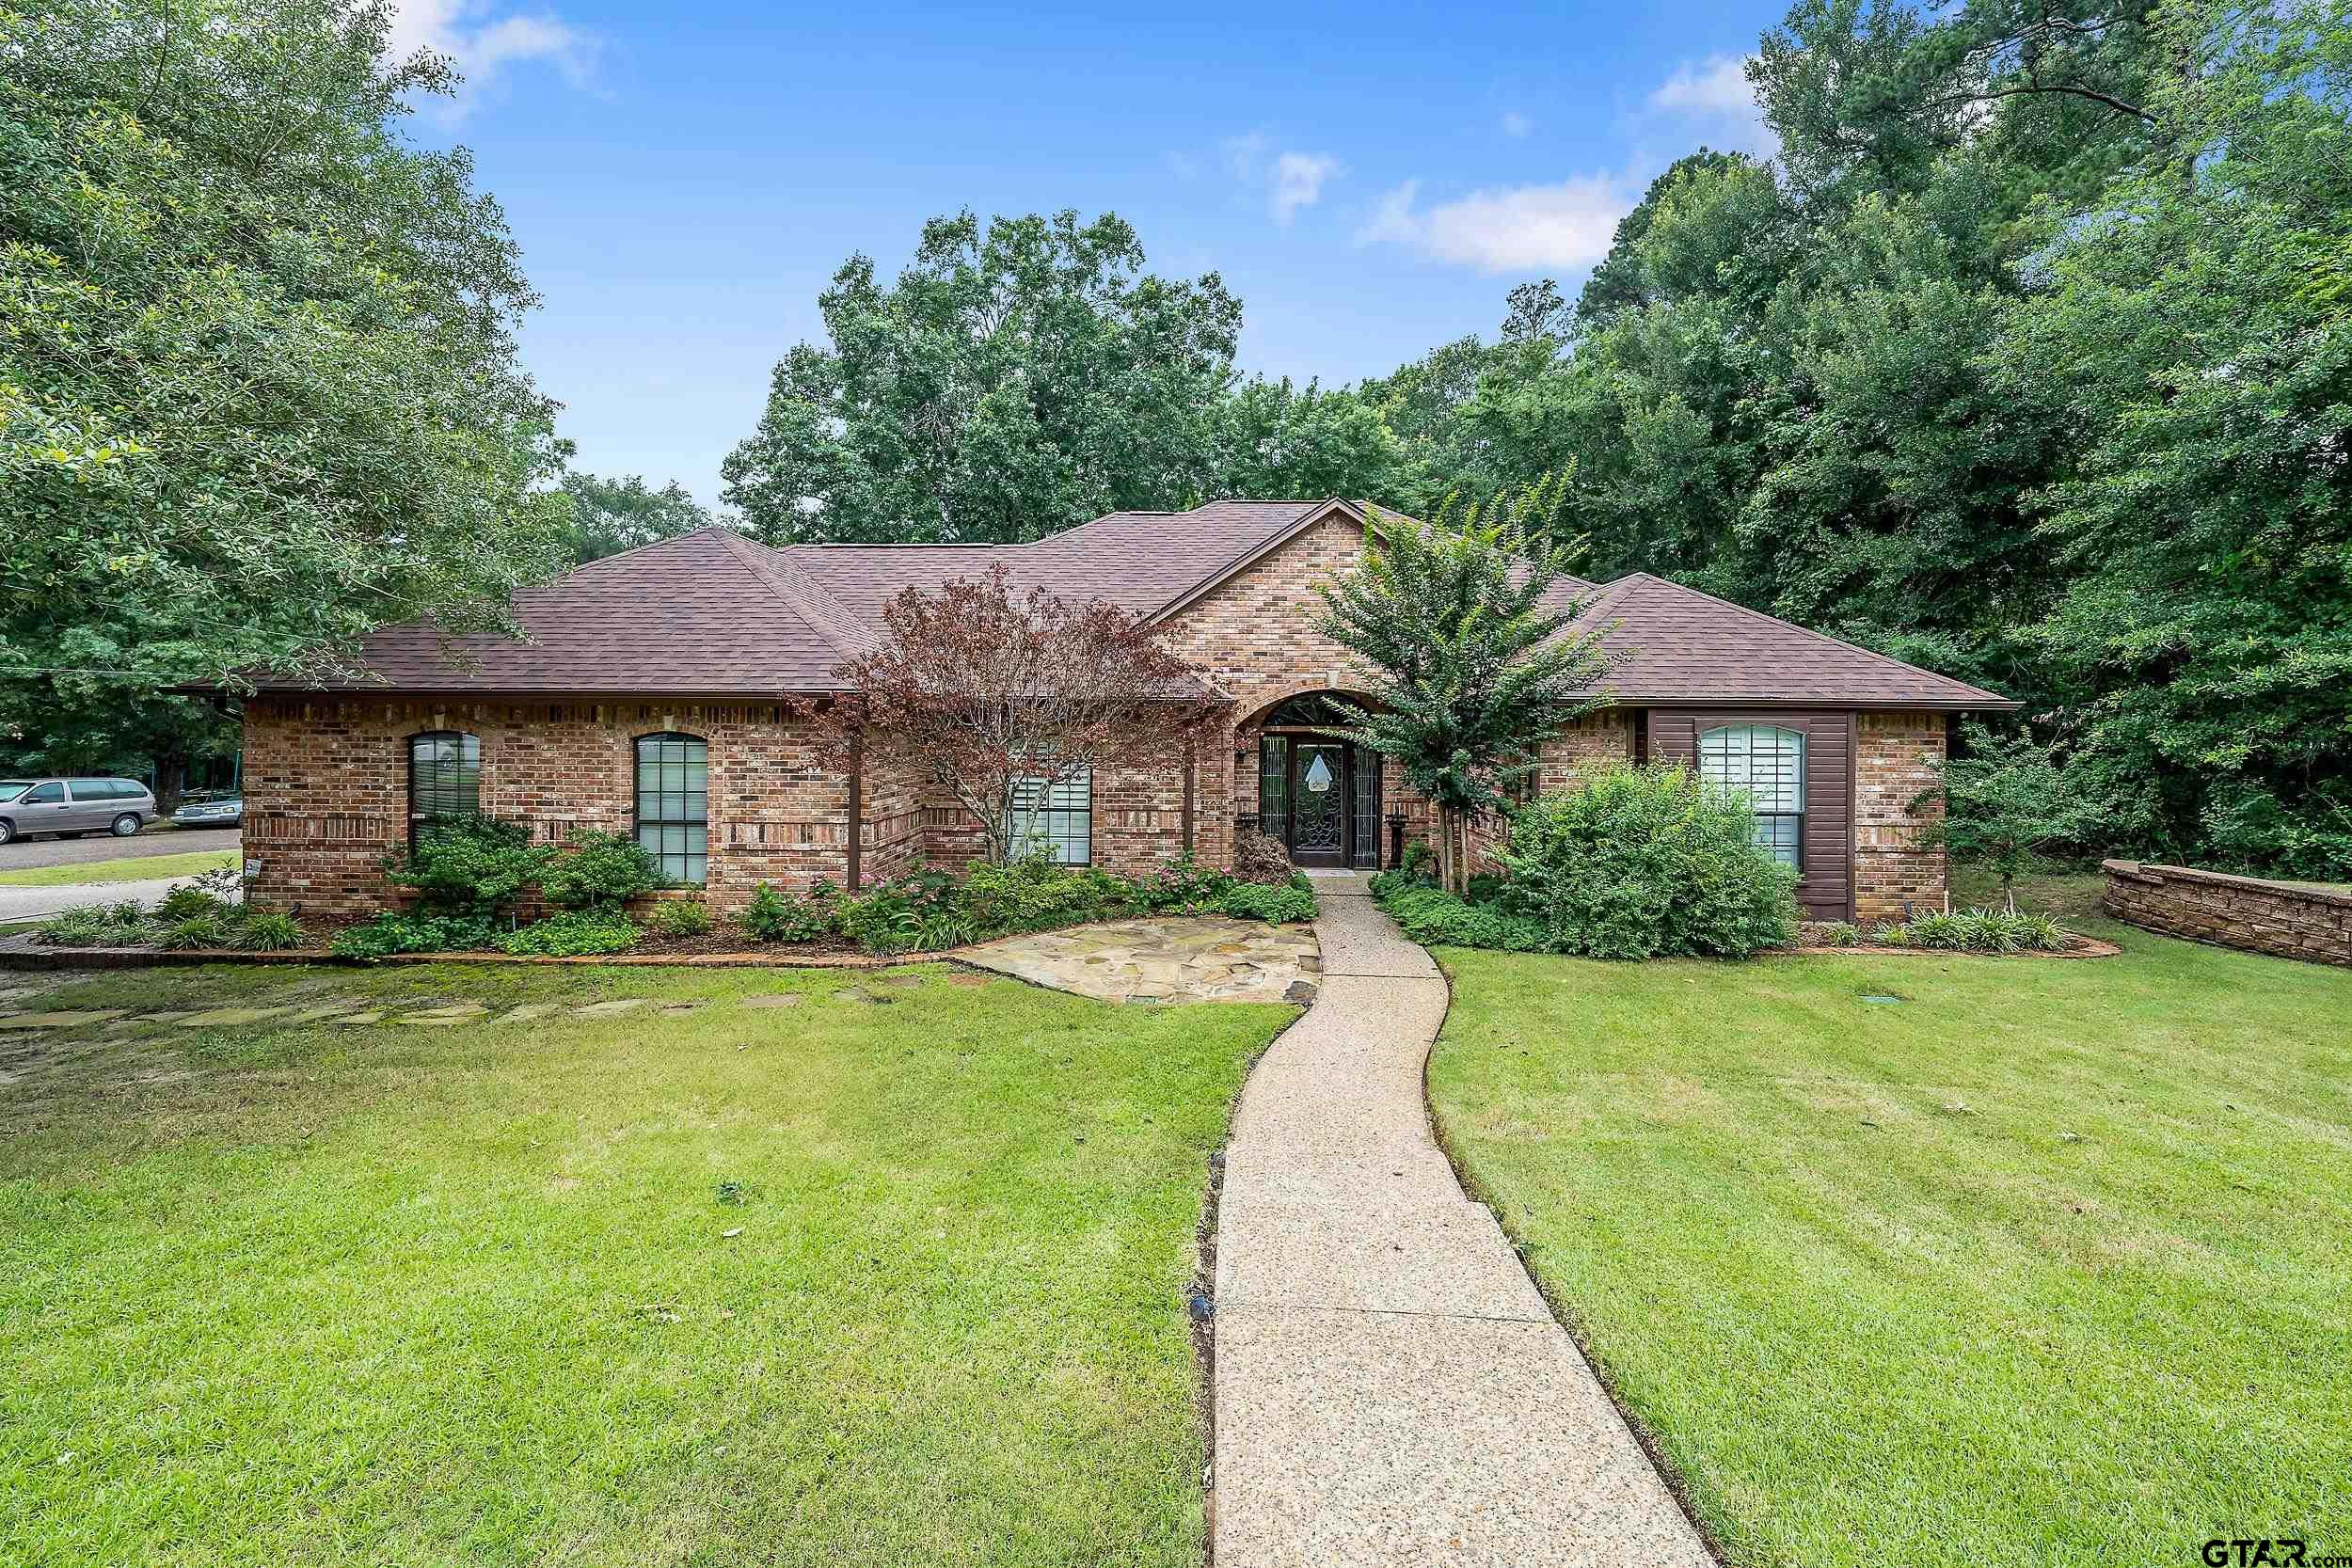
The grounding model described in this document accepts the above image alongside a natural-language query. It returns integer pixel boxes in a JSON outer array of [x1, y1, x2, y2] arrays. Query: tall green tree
[[0, 0, 570, 749], [556, 472, 720, 565], [723, 211, 1241, 544], [1995, 0, 2352, 875], [1207, 378, 1405, 503], [1316, 478, 1611, 895]]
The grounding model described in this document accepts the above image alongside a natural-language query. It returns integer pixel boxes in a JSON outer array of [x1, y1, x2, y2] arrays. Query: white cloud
[[1643, 53, 1774, 157], [1354, 174, 1634, 274], [386, 0, 596, 120], [1269, 151, 1341, 224], [1501, 110, 1534, 138], [1217, 133, 1343, 223]]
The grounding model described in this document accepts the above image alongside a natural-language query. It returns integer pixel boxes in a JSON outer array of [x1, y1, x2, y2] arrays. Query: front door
[[1288, 740, 1350, 867]]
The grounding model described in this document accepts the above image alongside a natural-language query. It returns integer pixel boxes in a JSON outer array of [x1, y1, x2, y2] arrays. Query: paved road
[[0, 827, 241, 871], [0, 876, 195, 925], [1211, 873, 1710, 1567]]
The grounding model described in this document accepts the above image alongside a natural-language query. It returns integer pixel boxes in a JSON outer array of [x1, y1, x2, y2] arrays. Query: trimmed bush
[[497, 911, 641, 957], [539, 830, 661, 911], [1481, 763, 1800, 959]]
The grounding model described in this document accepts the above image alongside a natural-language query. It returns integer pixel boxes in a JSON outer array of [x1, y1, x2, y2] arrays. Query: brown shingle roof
[[251, 505, 2014, 710], [1570, 572, 2017, 710], [262, 527, 860, 697]]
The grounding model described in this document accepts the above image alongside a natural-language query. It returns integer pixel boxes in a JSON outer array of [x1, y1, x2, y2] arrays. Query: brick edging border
[[0, 937, 916, 973], [1779, 936, 2121, 959]]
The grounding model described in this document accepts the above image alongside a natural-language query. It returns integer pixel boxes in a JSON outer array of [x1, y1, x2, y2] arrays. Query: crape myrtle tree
[[0, 0, 572, 750], [1315, 476, 1613, 895], [1916, 722, 2108, 910], [818, 564, 1229, 865]]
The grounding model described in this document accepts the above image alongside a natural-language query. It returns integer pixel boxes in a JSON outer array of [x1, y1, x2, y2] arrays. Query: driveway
[[0, 828, 241, 871]]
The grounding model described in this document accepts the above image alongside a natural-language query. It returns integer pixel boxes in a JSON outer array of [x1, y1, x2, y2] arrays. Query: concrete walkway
[[1212, 873, 1710, 1567]]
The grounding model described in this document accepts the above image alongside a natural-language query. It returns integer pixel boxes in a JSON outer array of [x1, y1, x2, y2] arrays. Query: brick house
[[241, 498, 2017, 923]]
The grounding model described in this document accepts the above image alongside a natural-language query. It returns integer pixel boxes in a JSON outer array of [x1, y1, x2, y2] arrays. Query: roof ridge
[[716, 531, 872, 661], [551, 522, 741, 581], [1619, 572, 1998, 699]]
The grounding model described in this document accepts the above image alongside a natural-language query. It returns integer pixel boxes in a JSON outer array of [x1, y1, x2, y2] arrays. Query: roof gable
[[1574, 573, 2017, 710]]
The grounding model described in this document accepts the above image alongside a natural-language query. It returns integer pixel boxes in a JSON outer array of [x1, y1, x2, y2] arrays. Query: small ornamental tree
[[1916, 721, 2109, 911], [822, 564, 1228, 865], [1315, 477, 1613, 895]]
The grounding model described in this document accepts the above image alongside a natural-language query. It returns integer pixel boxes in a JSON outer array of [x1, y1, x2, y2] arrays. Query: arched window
[[407, 732, 480, 840], [1698, 724, 1804, 869], [634, 733, 708, 885]]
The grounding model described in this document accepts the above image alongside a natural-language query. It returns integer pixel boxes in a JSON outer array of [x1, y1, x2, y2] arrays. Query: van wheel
[[110, 814, 141, 837], [0, 819, 14, 845]]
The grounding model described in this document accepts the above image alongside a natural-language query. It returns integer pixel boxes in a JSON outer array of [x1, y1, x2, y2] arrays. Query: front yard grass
[[1427, 918, 2352, 1566], [0, 962, 1291, 1566], [0, 847, 238, 888]]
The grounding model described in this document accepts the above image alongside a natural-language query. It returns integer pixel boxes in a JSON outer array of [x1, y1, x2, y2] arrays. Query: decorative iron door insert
[[1289, 741, 1349, 866]]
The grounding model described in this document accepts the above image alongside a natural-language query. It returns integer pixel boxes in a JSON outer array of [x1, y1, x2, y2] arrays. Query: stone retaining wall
[[2101, 860, 2352, 967]]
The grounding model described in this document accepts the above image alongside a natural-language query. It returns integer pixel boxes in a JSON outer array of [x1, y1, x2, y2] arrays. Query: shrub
[[735, 881, 834, 943], [540, 830, 662, 911], [157, 883, 226, 922], [958, 852, 1128, 931], [644, 899, 711, 938], [236, 910, 304, 951], [497, 911, 641, 957], [1215, 875, 1319, 924], [1231, 831, 1295, 886], [1816, 921, 1862, 948], [1136, 850, 1230, 911], [381, 815, 552, 916], [1487, 764, 1800, 959], [329, 911, 496, 960]]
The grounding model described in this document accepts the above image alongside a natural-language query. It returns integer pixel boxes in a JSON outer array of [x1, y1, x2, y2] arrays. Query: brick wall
[[243, 695, 849, 914], [2103, 861, 2351, 967], [1852, 710, 1947, 923]]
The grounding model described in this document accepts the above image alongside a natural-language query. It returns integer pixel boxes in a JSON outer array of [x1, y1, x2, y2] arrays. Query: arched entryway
[[1250, 692, 1386, 870]]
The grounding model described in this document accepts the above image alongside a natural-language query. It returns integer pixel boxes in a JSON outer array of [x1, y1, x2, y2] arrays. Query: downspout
[[847, 725, 863, 892], [1182, 735, 1196, 856]]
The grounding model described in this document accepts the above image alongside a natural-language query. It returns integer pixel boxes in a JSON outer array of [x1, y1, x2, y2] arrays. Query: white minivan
[[0, 777, 157, 845]]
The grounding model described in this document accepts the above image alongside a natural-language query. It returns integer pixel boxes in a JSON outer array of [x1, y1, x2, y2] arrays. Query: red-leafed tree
[[822, 564, 1228, 864]]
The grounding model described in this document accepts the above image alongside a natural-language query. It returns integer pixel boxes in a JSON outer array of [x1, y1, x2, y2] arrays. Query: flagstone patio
[[954, 916, 1321, 1005]]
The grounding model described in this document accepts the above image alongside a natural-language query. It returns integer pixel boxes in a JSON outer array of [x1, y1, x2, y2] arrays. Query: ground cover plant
[[0, 961, 1292, 1565], [1423, 918, 2352, 1566]]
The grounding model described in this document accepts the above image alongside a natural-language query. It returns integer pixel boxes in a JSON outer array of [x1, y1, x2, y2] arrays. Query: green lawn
[[0, 847, 238, 888], [0, 962, 1289, 1566], [1426, 915, 2352, 1566]]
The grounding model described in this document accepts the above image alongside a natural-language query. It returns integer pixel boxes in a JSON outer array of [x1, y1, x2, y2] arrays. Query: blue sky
[[393, 0, 1784, 505]]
